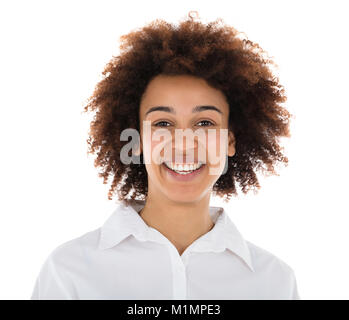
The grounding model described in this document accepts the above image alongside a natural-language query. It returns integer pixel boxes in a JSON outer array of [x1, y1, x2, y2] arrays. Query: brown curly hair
[[83, 12, 292, 203]]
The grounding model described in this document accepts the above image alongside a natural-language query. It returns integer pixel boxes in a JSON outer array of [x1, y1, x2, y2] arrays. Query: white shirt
[[30, 199, 300, 300]]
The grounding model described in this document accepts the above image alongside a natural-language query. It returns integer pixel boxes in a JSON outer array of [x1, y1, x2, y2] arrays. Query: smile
[[163, 162, 204, 174], [162, 161, 206, 181]]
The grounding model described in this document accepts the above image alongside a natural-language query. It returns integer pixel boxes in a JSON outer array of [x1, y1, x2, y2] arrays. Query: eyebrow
[[145, 105, 223, 116]]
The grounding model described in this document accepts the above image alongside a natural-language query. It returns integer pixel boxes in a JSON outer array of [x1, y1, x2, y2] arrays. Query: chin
[[163, 188, 208, 203]]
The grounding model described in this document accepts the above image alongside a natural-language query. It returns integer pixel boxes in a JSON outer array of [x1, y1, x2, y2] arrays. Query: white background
[[0, 0, 348, 299]]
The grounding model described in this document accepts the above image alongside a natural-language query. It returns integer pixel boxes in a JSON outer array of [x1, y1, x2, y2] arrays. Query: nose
[[161, 133, 207, 163], [172, 149, 196, 163]]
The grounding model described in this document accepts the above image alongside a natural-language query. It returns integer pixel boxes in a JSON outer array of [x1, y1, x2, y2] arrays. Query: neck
[[138, 190, 215, 256]]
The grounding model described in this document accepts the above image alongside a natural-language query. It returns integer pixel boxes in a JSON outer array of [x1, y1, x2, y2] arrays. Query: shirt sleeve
[[290, 270, 301, 300], [30, 252, 75, 300]]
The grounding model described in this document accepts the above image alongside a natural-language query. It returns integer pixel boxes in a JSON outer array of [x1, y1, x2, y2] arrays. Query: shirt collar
[[98, 199, 255, 272]]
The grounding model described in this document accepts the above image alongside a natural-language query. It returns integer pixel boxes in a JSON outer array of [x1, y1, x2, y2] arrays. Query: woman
[[31, 11, 300, 300]]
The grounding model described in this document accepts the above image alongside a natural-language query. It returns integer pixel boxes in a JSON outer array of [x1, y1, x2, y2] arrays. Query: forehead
[[140, 74, 229, 114]]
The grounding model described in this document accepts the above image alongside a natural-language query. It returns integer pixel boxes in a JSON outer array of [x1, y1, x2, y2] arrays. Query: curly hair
[[83, 12, 292, 203]]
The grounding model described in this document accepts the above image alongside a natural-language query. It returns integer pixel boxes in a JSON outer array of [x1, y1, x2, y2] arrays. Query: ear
[[227, 130, 236, 157]]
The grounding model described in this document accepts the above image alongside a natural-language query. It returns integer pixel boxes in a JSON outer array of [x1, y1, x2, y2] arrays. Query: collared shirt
[[30, 199, 300, 300]]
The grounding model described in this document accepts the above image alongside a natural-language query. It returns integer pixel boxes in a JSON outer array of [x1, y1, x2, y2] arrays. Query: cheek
[[142, 128, 171, 165], [206, 130, 228, 176], [143, 140, 162, 178], [206, 130, 227, 160], [143, 140, 162, 166]]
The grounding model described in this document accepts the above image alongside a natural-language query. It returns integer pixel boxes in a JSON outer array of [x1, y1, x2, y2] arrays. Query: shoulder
[[247, 240, 294, 270], [51, 228, 101, 259], [246, 240, 299, 298], [247, 240, 296, 276], [48, 227, 101, 265], [31, 228, 102, 299]]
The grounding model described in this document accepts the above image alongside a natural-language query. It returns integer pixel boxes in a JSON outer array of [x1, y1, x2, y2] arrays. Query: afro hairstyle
[[83, 12, 293, 203]]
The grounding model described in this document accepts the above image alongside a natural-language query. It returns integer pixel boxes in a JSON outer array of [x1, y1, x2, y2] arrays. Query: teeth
[[164, 162, 204, 172]]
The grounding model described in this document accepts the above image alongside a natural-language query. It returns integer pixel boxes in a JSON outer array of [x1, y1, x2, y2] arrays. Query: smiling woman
[[30, 11, 299, 300], [82, 17, 291, 204]]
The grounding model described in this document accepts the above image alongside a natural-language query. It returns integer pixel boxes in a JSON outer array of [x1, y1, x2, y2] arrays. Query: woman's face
[[138, 74, 235, 203]]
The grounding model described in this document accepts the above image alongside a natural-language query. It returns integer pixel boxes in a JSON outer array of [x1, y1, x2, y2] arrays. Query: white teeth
[[164, 162, 204, 173]]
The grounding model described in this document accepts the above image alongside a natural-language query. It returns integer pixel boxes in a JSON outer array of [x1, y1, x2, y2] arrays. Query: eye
[[197, 120, 214, 127], [153, 121, 171, 127], [153, 120, 215, 127]]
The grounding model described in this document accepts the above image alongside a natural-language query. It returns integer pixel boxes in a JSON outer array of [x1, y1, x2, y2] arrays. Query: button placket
[[147, 227, 188, 299], [168, 245, 187, 300]]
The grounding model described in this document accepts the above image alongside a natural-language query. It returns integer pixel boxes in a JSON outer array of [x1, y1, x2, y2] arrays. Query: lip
[[162, 162, 206, 182]]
